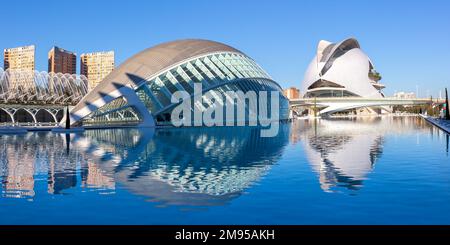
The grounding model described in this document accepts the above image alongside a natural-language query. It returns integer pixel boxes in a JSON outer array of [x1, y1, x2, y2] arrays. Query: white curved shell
[[301, 38, 384, 98], [67, 39, 287, 127]]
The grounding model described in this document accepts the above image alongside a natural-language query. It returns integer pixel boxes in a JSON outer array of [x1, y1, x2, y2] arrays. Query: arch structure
[[0, 68, 88, 105], [0, 104, 64, 126], [301, 38, 386, 103], [67, 39, 289, 127]]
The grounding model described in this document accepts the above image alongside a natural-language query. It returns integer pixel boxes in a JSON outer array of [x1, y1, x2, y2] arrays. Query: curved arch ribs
[[0, 105, 63, 125], [0, 68, 88, 105]]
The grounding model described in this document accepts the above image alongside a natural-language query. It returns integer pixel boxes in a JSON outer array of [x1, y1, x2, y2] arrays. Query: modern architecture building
[[302, 38, 385, 99], [0, 67, 89, 125], [48, 46, 77, 74], [0, 68, 88, 105], [300, 37, 388, 115], [80, 51, 114, 90], [283, 87, 300, 100], [68, 39, 289, 128]]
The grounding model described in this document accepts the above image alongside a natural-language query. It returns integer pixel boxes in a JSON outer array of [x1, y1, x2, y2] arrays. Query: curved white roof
[[302, 37, 384, 98], [71, 39, 243, 115]]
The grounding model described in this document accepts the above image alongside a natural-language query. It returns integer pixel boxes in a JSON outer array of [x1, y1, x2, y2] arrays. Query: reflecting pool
[[0, 116, 449, 224]]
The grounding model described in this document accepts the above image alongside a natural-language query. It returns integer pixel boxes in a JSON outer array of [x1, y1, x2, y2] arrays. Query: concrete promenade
[[421, 115, 450, 134]]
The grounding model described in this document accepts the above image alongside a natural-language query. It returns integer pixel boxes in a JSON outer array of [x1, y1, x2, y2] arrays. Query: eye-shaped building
[[68, 39, 289, 127]]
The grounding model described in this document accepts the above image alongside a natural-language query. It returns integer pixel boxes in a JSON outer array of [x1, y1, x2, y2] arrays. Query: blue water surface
[[0, 116, 449, 224]]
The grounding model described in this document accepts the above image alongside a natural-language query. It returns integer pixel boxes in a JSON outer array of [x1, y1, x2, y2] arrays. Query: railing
[[290, 97, 443, 103], [1, 122, 59, 127]]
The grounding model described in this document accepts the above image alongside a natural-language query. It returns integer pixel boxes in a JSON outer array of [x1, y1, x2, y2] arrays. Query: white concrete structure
[[290, 97, 432, 115], [300, 38, 388, 115], [66, 39, 288, 127], [302, 38, 385, 99]]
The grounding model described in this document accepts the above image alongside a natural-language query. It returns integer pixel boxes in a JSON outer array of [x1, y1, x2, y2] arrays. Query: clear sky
[[1, 0, 449, 97]]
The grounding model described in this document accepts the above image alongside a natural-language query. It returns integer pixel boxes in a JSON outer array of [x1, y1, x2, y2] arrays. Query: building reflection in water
[[1, 116, 440, 202], [290, 116, 435, 193], [0, 133, 116, 198], [78, 126, 290, 206], [0, 125, 290, 206], [0, 134, 36, 198]]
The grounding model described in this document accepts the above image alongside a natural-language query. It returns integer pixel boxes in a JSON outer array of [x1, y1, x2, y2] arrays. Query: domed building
[[302, 38, 385, 99], [68, 39, 289, 127]]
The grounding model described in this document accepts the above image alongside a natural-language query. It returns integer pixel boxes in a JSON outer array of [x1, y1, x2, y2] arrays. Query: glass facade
[[82, 97, 141, 126], [82, 51, 288, 127]]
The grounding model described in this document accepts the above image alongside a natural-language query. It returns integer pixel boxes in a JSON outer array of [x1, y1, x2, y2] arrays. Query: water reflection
[[81, 127, 290, 206], [0, 126, 289, 206], [0, 133, 116, 198], [0, 116, 444, 205], [291, 116, 435, 193]]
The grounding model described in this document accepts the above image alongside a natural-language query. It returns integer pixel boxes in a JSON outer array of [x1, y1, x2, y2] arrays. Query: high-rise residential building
[[80, 51, 114, 90], [3, 45, 35, 87], [48, 46, 77, 74], [4, 45, 35, 71], [283, 87, 300, 100]]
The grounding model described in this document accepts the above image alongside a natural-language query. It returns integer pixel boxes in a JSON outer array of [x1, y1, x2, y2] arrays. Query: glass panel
[[211, 55, 236, 80], [192, 60, 214, 85], [83, 106, 141, 126], [146, 78, 171, 107], [202, 56, 225, 80], [221, 54, 244, 78], [136, 86, 162, 113], [184, 63, 209, 87], [159, 73, 179, 95], [170, 69, 194, 94]]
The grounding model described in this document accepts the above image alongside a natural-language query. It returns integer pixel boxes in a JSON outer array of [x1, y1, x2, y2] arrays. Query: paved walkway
[[422, 115, 450, 134]]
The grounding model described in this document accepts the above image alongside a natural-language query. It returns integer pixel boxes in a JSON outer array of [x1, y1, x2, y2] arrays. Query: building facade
[[3, 45, 35, 71], [300, 38, 389, 115], [302, 38, 385, 99], [80, 51, 114, 90], [0, 67, 89, 125], [393, 91, 416, 99], [48, 46, 77, 74], [3, 45, 35, 88], [283, 87, 300, 100], [68, 39, 289, 128]]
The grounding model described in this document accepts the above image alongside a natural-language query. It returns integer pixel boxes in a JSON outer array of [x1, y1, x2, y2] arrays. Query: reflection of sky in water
[[1, 116, 450, 224]]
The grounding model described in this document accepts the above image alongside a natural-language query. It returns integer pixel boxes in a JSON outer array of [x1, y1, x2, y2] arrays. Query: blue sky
[[1, 0, 449, 97]]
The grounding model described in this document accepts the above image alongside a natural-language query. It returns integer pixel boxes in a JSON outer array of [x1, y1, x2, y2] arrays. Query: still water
[[0, 116, 449, 224]]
